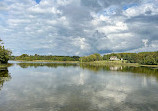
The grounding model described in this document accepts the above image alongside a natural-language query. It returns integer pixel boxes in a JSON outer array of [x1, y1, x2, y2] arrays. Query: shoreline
[[81, 61, 158, 68], [13, 60, 79, 63], [12, 60, 158, 68]]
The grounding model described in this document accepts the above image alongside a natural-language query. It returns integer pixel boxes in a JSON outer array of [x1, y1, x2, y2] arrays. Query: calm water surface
[[0, 62, 158, 111]]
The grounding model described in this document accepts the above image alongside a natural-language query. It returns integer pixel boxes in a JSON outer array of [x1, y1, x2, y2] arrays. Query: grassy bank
[[81, 60, 158, 68]]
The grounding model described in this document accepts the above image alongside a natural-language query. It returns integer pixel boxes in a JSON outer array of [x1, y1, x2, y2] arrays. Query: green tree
[[0, 39, 12, 63]]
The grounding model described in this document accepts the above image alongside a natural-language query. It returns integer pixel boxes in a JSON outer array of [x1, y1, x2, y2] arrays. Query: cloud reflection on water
[[0, 63, 158, 111]]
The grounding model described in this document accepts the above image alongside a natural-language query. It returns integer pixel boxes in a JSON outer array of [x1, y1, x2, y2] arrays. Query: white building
[[109, 56, 120, 61]]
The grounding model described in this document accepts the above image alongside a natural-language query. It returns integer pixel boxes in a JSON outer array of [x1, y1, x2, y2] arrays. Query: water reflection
[[0, 62, 158, 111], [17, 63, 78, 68], [80, 64, 158, 80], [110, 66, 123, 71], [17, 63, 158, 81], [0, 68, 11, 91]]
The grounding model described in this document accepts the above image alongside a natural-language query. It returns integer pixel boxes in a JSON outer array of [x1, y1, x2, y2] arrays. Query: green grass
[[81, 60, 158, 68]]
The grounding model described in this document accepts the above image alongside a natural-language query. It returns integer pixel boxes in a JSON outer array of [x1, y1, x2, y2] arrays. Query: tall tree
[[0, 39, 12, 63]]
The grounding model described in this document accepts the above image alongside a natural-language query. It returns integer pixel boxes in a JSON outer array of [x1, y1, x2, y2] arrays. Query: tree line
[[5, 40, 157, 66], [103, 52, 158, 65], [79, 51, 158, 65], [79, 53, 102, 62], [13, 54, 80, 61]]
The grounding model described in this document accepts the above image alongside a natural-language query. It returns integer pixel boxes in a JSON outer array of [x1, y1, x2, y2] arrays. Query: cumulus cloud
[[0, 0, 158, 55]]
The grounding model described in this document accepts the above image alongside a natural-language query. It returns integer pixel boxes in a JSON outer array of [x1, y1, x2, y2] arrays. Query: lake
[[0, 61, 158, 111]]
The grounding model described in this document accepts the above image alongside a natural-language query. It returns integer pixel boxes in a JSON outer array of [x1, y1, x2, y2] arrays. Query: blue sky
[[35, 0, 41, 4], [0, 0, 158, 56], [123, 3, 138, 10]]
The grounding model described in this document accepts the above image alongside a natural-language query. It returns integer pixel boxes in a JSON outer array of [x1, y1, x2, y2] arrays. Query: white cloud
[[0, 0, 158, 55], [123, 3, 158, 17], [128, 40, 158, 53]]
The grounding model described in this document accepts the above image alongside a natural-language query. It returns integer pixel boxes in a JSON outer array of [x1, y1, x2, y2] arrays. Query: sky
[[0, 0, 158, 56]]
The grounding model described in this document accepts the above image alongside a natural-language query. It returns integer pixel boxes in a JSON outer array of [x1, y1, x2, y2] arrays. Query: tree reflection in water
[[0, 68, 11, 91], [80, 64, 158, 80], [17, 63, 78, 68], [16, 63, 158, 80], [0, 62, 158, 111]]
